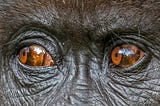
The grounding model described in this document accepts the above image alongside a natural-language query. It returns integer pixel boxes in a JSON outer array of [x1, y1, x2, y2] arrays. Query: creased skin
[[0, 0, 160, 106]]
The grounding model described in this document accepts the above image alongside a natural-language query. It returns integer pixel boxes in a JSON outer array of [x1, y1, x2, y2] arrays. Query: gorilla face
[[0, 0, 160, 105]]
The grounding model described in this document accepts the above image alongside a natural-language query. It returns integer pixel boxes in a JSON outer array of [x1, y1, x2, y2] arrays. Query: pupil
[[115, 53, 118, 57], [23, 51, 26, 56]]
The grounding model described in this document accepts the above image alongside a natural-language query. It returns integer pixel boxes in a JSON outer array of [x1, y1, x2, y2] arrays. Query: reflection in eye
[[111, 44, 144, 68], [18, 45, 54, 66]]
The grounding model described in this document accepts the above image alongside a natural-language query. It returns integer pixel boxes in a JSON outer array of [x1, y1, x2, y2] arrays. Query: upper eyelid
[[10, 26, 53, 40], [105, 33, 149, 46]]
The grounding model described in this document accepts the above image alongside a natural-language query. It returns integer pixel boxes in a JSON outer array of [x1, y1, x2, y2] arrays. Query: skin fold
[[0, 0, 160, 105]]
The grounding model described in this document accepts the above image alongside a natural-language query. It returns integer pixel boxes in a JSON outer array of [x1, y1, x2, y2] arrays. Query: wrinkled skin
[[0, 0, 160, 106]]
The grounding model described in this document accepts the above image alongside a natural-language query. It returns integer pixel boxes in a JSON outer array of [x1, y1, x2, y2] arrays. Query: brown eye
[[111, 44, 144, 68], [18, 45, 54, 66]]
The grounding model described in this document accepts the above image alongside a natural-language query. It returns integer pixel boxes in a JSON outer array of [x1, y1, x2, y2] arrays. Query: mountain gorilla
[[0, 0, 160, 106]]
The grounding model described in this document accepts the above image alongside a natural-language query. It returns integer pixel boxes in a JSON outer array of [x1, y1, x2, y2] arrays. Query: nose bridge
[[66, 49, 94, 104], [74, 49, 91, 85], [66, 47, 106, 105]]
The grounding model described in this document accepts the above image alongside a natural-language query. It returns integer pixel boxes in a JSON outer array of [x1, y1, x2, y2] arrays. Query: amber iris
[[111, 44, 144, 68], [18, 45, 54, 66]]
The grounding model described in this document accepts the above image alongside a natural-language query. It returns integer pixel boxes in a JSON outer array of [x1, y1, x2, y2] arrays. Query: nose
[[66, 50, 97, 104], [73, 51, 92, 90]]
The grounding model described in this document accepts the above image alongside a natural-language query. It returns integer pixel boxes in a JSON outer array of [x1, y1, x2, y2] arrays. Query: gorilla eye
[[18, 45, 54, 66], [111, 44, 144, 68]]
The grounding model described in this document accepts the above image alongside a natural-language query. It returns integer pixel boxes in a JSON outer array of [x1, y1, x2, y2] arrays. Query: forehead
[[0, 0, 159, 40]]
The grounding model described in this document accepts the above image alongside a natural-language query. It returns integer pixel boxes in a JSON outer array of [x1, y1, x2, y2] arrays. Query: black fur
[[0, 0, 160, 105]]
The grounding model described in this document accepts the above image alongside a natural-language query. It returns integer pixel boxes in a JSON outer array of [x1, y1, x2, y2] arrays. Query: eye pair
[[18, 44, 144, 68]]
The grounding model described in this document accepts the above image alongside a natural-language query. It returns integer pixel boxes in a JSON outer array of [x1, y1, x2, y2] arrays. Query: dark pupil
[[115, 53, 118, 57], [23, 51, 26, 56]]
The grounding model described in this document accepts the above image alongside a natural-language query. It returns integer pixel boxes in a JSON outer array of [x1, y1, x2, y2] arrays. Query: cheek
[[100, 57, 160, 105]]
